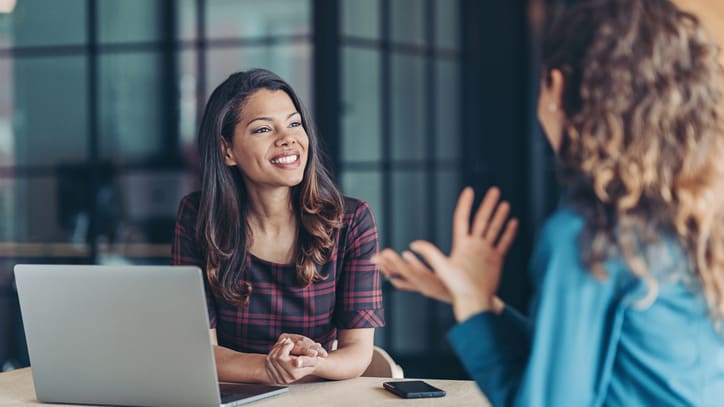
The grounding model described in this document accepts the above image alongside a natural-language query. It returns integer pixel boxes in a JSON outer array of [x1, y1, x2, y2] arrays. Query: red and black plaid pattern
[[172, 192, 385, 354]]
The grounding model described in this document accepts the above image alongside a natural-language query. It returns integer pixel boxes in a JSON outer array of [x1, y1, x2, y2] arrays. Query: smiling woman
[[221, 89, 309, 189], [171, 69, 385, 385]]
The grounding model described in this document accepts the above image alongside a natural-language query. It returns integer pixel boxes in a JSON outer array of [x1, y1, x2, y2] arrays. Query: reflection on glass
[[392, 289, 429, 354], [0, 176, 14, 241], [119, 171, 196, 221], [177, 0, 197, 41], [340, 170, 383, 212], [391, 54, 425, 161], [0, 177, 90, 260], [435, 0, 460, 50], [435, 60, 460, 160], [206, 0, 310, 39], [341, 0, 379, 39], [340, 170, 385, 246], [0, 177, 65, 242], [390, 0, 425, 47], [115, 171, 197, 244], [99, 52, 164, 162], [13, 56, 89, 166], [0, 0, 86, 48], [0, 58, 13, 169], [98, 0, 162, 44], [206, 44, 312, 108], [342, 48, 380, 162], [392, 170, 427, 251], [178, 50, 198, 163]]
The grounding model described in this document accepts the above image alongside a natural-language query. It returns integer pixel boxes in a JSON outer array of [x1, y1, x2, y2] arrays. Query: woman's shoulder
[[342, 196, 371, 215], [539, 205, 585, 247], [181, 191, 201, 206], [341, 196, 376, 227], [176, 191, 202, 219]]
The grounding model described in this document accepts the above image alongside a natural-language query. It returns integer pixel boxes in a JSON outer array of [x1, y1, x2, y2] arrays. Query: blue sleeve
[[448, 306, 531, 407], [447, 209, 623, 407]]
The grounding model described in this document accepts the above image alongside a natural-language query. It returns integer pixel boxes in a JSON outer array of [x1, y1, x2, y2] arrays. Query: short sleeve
[[171, 193, 217, 328], [334, 200, 385, 329]]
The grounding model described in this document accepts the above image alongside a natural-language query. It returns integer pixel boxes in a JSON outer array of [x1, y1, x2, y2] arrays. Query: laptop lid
[[14, 264, 287, 407]]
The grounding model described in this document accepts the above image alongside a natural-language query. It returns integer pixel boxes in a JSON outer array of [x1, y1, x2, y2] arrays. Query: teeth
[[271, 155, 298, 164]]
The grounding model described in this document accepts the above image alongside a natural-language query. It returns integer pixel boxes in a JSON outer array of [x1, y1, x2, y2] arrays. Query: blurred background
[[0, 0, 562, 379], [0, 0, 719, 380]]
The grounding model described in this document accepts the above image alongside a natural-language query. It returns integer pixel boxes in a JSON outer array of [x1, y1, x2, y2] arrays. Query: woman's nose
[[275, 133, 296, 147]]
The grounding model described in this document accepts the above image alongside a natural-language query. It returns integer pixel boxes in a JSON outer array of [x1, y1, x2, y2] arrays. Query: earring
[[547, 103, 558, 113]]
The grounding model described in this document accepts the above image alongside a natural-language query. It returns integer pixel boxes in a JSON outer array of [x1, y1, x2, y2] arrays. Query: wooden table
[[0, 368, 491, 406]]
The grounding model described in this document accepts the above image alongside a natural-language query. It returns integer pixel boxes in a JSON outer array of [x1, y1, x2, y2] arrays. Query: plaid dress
[[172, 192, 385, 353]]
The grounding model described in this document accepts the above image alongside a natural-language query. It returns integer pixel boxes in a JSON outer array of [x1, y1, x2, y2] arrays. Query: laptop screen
[[15, 265, 287, 407]]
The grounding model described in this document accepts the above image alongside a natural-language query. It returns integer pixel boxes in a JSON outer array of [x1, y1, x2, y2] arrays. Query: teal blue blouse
[[448, 207, 724, 406]]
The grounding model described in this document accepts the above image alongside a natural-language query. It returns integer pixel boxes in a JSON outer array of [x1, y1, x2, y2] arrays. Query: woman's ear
[[537, 68, 566, 152], [221, 139, 237, 166], [548, 69, 565, 106]]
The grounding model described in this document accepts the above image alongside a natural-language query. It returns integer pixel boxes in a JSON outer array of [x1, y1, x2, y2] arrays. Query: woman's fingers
[[408, 240, 448, 274], [483, 200, 510, 243], [269, 338, 297, 383], [471, 187, 501, 237], [265, 363, 281, 384], [279, 333, 328, 358], [495, 218, 518, 255], [266, 336, 324, 384], [402, 251, 453, 303], [314, 343, 328, 358], [293, 356, 320, 369], [387, 274, 421, 292], [374, 252, 422, 292], [292, 340, 321, 358], [452, 187, 475, 247], [374, 259, 401, 284], [381, 249, 417, 279], [265, 341, 287, 384], [401, 250, 432, 273]]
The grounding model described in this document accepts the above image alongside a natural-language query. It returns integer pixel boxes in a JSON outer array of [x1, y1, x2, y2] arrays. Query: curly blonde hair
[[544, 0, 724, 318]]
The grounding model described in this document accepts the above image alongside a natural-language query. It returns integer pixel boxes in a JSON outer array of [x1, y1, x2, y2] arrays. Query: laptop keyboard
[[219, 383, 287, 404]]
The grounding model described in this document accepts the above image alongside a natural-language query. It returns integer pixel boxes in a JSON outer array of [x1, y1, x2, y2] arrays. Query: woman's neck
[[244, 185, 299, 264], [245, 186, 296, 237]]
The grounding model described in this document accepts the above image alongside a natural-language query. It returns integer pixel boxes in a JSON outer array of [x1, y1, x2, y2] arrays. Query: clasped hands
[[371, 187, 518, 322], [264, 333, 328, 384]]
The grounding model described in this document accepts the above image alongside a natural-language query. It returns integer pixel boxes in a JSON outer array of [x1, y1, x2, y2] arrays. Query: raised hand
[[411, 187, 517, 321], [373, 187, 517, 322], [373, 248, 453, 303]]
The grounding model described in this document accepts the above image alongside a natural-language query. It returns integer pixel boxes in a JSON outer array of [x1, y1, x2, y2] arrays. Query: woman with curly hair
[[172, 69, 384, 384], [373, 0, 724, 405]]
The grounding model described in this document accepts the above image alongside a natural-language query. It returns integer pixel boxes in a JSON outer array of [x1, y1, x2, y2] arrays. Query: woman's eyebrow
[[247, 112, 300, 126]]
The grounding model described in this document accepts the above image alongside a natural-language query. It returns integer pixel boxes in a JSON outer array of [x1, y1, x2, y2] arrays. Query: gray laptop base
[[14, 264, 287, 407]]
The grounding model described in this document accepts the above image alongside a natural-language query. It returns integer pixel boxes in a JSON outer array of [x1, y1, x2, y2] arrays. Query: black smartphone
[[383, 380, 446, 399]]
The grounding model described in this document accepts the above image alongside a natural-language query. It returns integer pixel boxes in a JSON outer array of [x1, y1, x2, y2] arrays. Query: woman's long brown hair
[[544, 0, 724, 318], [196, 69, 343, 306]]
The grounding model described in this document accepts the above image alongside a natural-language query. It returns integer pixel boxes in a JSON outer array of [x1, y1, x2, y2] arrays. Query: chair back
[[362, 346, 404, 378]]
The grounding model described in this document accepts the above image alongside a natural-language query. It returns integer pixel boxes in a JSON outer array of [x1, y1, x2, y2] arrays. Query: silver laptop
[[14, 264, 288, 407]]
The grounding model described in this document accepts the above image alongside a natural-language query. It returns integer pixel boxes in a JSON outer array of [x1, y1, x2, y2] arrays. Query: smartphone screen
[[383, 380, 446, 398]]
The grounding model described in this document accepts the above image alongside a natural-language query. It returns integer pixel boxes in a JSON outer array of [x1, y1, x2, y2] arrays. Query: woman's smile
[[270, 152, 302, 169]]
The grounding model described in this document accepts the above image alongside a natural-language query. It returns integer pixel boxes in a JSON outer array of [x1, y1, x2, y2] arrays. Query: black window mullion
[[313, 0, 340, 178], [86, 0, 99, 263], [424, 0, 441, 355], [160, 0, 180, 165], [195, 0, 207, 126], [380, 0, 394, 354]]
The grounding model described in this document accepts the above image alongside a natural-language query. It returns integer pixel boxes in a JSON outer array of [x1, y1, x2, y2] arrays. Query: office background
[[0, 0, 562, 378]]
